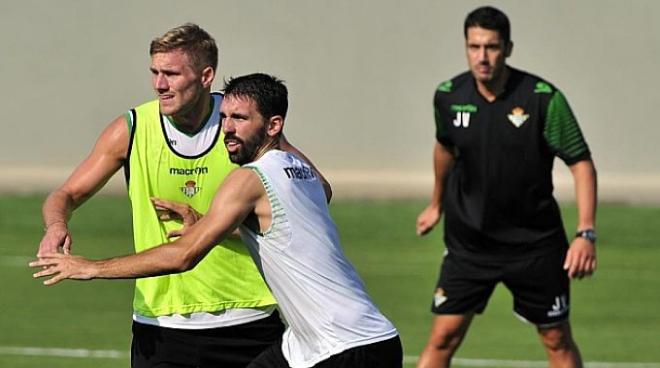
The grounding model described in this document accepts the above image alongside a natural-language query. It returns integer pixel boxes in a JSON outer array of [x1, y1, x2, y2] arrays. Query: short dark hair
[[150, 23, 218, 72], [464, 6, 511, 45], [223, 73, 288, 120]]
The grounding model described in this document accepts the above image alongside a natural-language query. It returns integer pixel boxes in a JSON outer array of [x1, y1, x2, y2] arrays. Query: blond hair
[[150, 23, 218, 72]]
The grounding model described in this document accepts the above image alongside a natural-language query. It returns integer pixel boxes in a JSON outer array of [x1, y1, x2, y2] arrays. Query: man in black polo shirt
[[415, 6, 597, 368]]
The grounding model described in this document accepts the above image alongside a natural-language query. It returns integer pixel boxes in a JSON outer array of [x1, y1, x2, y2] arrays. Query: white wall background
[[1, 0, 658, 201]]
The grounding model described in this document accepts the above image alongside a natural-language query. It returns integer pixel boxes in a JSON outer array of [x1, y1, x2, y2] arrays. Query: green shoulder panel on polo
[[534, 81, 554, 94], [543, 90, 590, 164], [127, 97, 275, 317], [434, 80, 453, 143], [437, 80, 453, 93]]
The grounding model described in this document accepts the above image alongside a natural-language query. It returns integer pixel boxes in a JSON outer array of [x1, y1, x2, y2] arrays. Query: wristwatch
[[575, 229, 597, 244]]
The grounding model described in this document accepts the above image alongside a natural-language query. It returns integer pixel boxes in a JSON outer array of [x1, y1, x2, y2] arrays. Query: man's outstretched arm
[[31, 168, 264, 285]]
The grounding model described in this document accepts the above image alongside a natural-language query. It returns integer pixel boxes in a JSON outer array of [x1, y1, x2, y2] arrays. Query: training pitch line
[[1, 346, 659, 368]]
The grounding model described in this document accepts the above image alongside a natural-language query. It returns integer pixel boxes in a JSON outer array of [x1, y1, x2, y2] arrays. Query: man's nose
[[478, 47, 488, 62], [154, 74, 168, 91], [223, 118, 235, 133]]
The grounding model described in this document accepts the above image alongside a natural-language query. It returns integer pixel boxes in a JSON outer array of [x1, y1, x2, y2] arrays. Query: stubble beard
[[227, 126, 268, 166]]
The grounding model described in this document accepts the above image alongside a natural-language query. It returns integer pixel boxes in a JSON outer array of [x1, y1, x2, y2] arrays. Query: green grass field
[[1, 195, 659, 367]]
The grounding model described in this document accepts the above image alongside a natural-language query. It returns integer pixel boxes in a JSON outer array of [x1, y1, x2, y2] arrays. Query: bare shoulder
[[103, 115, 130, 154], [205, 167, 266, 221], [92, 114, 131, 160], [219, 167, 265, 200], [225, 167, 261, 184]]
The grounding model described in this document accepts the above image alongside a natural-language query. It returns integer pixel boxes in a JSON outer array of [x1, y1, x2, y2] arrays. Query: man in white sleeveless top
[[32, 73, 403, 368]]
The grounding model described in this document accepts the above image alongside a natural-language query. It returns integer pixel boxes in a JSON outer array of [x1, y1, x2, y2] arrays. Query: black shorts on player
[[247, 336, 403, 368], [432, 247, 570, 326], [131, 310, 284, 368]]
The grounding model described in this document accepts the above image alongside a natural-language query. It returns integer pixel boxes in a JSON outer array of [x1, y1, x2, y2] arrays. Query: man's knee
[[428, 331, 461, 351], [538, 322, 576, 351], [427, 315, 472, 351]]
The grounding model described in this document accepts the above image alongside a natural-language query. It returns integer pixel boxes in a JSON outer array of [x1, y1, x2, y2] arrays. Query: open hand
[[29, 253, 96, 286]]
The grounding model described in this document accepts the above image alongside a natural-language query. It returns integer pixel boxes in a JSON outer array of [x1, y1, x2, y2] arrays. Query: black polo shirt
[[434, 67, 591, 261]]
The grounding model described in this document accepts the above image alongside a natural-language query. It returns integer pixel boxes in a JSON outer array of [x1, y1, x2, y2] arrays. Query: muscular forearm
[[430, 142, 454, 208], [564, 159, 598, 279], [34, 225, 222, 284], [570, 159, 597, 230], [32, 241, 203, 285], [42, 189, 78, 229], [93, 215, 227, 279], [417, 142, 454, 235], [92, 242, 198, 279]]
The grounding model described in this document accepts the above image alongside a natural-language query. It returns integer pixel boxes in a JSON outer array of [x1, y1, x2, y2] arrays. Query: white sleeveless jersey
[[240, 150, 398, 368]]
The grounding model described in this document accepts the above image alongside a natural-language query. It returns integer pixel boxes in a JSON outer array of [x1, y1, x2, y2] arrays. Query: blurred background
[[1, 0, 658, 201], [2, 1, 660, 367]]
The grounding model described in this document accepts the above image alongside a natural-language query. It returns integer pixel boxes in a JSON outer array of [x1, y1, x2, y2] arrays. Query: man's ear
[[201, 66, 215, 89], [505, 41, 514, 58], [267, 115, 284, 137]]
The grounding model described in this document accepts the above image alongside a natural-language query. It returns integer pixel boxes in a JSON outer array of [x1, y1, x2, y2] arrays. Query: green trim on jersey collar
[[166, 96, 215, 137]]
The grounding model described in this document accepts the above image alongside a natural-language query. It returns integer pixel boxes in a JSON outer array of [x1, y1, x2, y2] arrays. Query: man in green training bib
[[37, 23, 329, 368]]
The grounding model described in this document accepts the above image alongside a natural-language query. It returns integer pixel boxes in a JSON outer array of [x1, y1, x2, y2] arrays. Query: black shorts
[[247, 336, 403, 368], [431, 247, 570, 326], [131, 310, 285, 368]]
